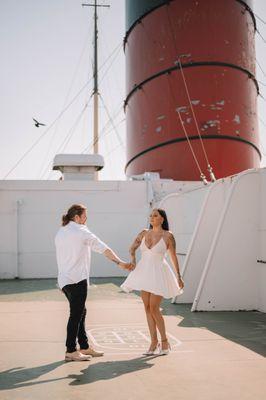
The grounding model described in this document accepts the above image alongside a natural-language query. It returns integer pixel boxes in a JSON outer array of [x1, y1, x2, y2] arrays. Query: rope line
[[81, 100, 124, 154], [39, 102, 90, 179], [2, 41, 123, 179], [99, 94, 125, 148], [165, 4, 215, 181], [177, 58, 216, 182], [167, 76, 208, 184], [82, 111, 125, 154]]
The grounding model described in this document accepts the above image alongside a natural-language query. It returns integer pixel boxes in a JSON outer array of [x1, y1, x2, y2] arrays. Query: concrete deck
[[0, 278, 266, 400]]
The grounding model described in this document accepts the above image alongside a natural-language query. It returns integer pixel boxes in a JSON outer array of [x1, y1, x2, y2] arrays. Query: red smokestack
[[124, 0, 260, 181]]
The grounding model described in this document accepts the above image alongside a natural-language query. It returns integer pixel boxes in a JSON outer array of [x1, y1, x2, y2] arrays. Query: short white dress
[[120, 235, 184, 299]]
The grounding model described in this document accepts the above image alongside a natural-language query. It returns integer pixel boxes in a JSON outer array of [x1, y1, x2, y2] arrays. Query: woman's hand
[[177, 275, 184, 289], [128, 261, 136, 271], [118, 261, 133, 270]]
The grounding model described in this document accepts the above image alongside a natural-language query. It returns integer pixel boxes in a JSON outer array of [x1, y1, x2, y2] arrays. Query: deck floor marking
[[87, 325, 187, 352], [111, 331, 126, 343], [136, 330, 150, 342]]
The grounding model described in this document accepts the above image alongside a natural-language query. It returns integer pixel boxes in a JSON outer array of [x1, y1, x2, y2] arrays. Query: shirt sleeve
[[80, 226, 109, 254]]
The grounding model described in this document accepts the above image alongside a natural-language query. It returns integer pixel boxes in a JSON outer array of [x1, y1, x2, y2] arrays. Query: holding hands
[[103, 249, 135, 271], [119, 261, 135, 271]]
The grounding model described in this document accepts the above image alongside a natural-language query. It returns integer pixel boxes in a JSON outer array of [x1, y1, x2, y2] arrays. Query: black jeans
[[62, 279, 89, 353]]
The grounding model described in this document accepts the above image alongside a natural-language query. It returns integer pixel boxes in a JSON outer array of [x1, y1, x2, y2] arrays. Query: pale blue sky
[[0, 0, 266, 180]]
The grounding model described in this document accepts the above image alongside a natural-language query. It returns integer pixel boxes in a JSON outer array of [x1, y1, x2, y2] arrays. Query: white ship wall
[[171, 168, 266, 313], [159, 186, 208, 270], [1, 169, 266, 313], [0, 179, 201, 280]]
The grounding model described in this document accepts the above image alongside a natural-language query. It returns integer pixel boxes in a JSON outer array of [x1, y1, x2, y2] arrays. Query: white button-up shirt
[[55, 221, 109, 289]]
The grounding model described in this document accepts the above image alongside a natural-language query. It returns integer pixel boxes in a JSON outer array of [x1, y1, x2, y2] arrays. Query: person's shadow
[[0, 356, 157, 389], [0, 361, 66, 390], [68, 355, 157, 385]]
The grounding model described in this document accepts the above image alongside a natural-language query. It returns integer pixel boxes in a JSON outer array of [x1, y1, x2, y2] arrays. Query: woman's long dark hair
[[149, 208, 169, 231]]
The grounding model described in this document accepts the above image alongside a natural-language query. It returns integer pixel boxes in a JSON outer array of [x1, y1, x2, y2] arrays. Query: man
[[55, 204, 132, 362]]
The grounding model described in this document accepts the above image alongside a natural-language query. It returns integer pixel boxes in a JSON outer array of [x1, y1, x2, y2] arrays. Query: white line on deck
[[101, 350, 194, 355], [111, 331, 126, 343], [137, 330, 150, 342]]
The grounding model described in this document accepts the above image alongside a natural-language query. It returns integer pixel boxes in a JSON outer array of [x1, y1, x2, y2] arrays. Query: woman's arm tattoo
[[129, 230, 145, 256], [169, 233, 176, 251]]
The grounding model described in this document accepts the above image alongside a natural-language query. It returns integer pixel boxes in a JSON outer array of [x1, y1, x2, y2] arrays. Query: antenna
[[82, 1, 110, 161]]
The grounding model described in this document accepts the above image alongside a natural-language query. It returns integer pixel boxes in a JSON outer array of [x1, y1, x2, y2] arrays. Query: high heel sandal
[[158, 338, 171, 355], [143, 341, 159, 356]]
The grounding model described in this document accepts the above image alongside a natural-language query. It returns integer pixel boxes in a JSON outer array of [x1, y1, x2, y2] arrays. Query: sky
[[0, 0, 266, 180]]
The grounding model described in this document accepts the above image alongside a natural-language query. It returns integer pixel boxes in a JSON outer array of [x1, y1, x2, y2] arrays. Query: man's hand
[[127, 262, 136, 271], [119, 262, 134, 271]]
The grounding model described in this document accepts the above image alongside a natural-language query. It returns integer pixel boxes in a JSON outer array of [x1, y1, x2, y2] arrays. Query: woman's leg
[[140, 290, 158, 350], [149, 294, 169, 350]]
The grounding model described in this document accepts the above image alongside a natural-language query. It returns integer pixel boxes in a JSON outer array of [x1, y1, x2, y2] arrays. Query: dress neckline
[[143, 235, 164, 250]]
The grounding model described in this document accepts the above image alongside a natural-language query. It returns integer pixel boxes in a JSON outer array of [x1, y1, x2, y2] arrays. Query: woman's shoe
[[143, 342, 159, 356], [158, 339, 171, 356]]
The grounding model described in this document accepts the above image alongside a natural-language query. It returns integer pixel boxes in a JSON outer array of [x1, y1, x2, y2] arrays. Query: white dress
[[120, 235, 184, 299]]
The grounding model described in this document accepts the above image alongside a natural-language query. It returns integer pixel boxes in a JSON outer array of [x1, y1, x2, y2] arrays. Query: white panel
[[177, 178, 233, 303], [159, 186, 207, 257], [258, 264, 266, 312], [19, 253, 57, 278], [193, 170, 260, 311], [0, 254, 17, 278]]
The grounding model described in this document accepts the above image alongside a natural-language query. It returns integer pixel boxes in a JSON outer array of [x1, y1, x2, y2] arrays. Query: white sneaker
[[65, 351, 91, 362], [80, 347, 104, 357]]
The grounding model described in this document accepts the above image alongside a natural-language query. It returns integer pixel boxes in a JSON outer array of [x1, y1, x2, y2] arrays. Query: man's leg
[[62, 279, 88, 353], [77, 283, 104, 357], [77, 305, 89, 349]]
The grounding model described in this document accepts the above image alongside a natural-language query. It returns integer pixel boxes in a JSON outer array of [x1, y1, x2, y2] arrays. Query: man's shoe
[[80, 347, 104, 357], [65, 351, 91, 362]]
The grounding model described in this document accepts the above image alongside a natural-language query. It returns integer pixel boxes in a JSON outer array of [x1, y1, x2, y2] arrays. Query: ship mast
[[82, 1, 110, 172]]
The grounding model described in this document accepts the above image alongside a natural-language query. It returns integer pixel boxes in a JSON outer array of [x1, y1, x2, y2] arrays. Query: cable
[[37, 26, 93, 178], [105, 142, 125, 158], [2, 40, 123, 179], [2, 79, 92, 180], [99, 94, 125, 148], [256, 58, 266, 81], [163, 7, 211, 184], [258, 79, 266, 87], [98, 33, 123, 87], [259, 92, 266, 102], [254, 12, 266, 26], [259, 116, 266, 130], [167, 76, 208, 184], [83, 114, 125, 155], [177, 58, 216, 182], [60, 106, 89, 153], [44, 115, 125, 180], [165, 5, 213, 183], [81, 101, 124, 153], [40, 102, 90, 179], [257, 29, 266, 44]]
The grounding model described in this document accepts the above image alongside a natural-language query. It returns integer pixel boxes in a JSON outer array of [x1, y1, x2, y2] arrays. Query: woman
[[121, 208, 184, 356]]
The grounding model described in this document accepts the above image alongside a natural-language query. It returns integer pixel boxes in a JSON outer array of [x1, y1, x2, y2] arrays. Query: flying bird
[[33, 118, 46, 128]]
